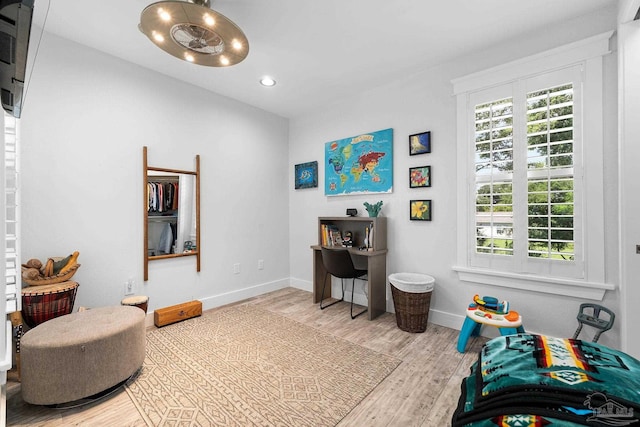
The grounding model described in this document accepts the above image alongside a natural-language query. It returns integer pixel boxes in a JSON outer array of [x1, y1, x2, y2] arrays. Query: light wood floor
[[6, 287, 485, 426]]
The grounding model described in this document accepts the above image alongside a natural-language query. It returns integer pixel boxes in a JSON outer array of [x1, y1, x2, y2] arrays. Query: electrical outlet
[[124, 278, 135, 295], [233, 263, 240, 274], [258, 259, 264, 270]]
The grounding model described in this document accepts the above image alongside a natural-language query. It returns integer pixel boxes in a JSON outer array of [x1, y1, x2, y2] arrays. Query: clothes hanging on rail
[[172, 183, 179, 210], [147, 181, 179, 213], [158, 222, 174, 254]]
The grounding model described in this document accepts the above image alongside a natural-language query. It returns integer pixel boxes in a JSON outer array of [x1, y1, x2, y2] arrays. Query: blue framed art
[[294, 161, 318, 189], [409, 131, 431, 155], [324, 128, 393, 196]]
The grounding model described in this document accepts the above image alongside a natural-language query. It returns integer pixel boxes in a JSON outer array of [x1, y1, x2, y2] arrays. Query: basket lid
[[389, 273, 434, 293]]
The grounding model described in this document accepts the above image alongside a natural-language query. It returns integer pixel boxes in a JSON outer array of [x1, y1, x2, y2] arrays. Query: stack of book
[[321, 224, 343, 246]]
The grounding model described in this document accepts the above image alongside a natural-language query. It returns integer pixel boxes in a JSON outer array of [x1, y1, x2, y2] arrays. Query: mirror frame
[[143, 146, 200, 281]]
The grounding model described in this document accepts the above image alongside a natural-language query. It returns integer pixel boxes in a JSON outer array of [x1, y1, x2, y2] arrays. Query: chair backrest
[[321, 247, 364, 279]]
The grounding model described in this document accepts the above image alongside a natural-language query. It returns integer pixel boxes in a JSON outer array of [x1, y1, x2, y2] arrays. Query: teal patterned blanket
[[452, 334, 640, 426]]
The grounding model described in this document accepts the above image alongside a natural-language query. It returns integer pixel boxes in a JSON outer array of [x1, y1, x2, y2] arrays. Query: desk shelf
[[312, 217, 387, 320], [318, 216, 386, 251]]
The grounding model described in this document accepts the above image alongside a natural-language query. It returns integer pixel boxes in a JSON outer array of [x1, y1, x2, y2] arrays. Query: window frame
[[452, 32, 614, 300]]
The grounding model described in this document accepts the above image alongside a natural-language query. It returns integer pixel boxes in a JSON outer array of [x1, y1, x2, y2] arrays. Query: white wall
[[19, 33, 290, 313], [618, 0, 640, 358], [289, 6, 622, 347]]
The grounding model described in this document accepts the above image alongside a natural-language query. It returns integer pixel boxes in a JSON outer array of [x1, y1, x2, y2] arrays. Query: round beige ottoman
[[21, 305, 146, 405]]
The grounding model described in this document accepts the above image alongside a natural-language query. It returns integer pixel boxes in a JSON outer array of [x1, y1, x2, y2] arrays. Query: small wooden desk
[[311, 245, 387, 320]]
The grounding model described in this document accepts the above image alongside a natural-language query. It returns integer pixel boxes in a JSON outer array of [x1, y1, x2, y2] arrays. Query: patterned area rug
[[125, 304, 401, 426]]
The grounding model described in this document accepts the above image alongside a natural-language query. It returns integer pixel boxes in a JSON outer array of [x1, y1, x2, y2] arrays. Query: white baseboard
[[291, 278, 468, 332], [146, 278, 290, 327], [425, 310, 543, 338], [428, 309, 465, 331], [199, 278, 290, 311], [143, 278, 476, 336], [289, 277, 312, 292]]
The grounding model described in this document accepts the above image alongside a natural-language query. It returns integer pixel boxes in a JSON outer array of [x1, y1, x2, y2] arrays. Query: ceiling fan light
[[157, 8, 171, 21], [152, 31, 165, 43], [140, 0, 249, 67], [203, 13, 215, 26]]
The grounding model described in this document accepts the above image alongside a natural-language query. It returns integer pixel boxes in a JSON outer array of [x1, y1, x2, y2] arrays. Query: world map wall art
[[324, 128, 393, 196]]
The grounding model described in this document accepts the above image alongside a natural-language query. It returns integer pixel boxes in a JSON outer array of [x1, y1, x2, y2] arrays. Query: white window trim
[[452, 31, 614, 300]]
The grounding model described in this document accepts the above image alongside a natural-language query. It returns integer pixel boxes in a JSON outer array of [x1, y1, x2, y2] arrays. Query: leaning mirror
[[143, 146, 200, 281]]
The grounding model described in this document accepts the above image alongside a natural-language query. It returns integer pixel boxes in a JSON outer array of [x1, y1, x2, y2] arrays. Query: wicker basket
[[391, 282, 433, 333], [21, 264, 81, 287]]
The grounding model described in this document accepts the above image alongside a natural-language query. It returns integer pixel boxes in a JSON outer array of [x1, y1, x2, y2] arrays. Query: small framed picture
[[409, 166, 431, 188], [410, 199, 432, 221], [294, 161, 318, 189], [409, 131, 431, 155]]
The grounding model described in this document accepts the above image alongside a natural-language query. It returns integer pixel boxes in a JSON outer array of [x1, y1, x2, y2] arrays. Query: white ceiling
[[32, 0, 616, 119]]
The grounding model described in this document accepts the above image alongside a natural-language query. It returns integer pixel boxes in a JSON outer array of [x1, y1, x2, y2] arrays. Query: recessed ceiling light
[[260, 77, 276, 87]]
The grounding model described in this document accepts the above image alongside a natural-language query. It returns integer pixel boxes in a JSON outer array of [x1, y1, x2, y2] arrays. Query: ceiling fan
[[139, 0, 249, 67]]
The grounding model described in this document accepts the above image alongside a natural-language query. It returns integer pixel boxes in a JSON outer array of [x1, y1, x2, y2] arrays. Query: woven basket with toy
[[21, 251, 80, 286]]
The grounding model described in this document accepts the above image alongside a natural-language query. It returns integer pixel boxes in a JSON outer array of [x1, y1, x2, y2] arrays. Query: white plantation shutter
[[468, 67, 582, 278], [2, 112, 20, 420], [526, 84, 575, 261], [474, 97, 514, 257], [3, 112, 20, 314]]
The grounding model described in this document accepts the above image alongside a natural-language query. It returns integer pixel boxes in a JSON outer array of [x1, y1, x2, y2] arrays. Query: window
[[452, 32, 613, 299]]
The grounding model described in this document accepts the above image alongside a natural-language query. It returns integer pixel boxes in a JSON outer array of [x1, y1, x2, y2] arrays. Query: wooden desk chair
[[320, 247, 368, 319]]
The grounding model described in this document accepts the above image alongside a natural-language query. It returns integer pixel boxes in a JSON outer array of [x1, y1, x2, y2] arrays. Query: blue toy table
[[457, 308, 525, 353]]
